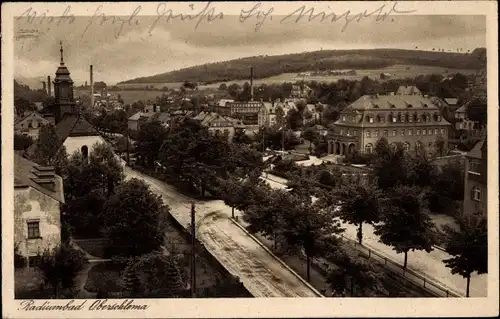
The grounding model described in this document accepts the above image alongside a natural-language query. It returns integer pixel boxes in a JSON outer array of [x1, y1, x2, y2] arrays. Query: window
[[366, 130, 371, 137], [408, 129, 413, 136], [384, 130, 388, 137], [365, 143, 373, 154], [81, 145, 89, 161], [428, 129, 433, 135], [342, 115, 346, 122], [347, 129, 351, 136], [423, 129, 427, 136], [340, 128, 344, 135], [390, 143, 397, 151], [469, 161, 481, 174], [401, 129, 405, 136], [437, 115, 442, 122], [392, 130, 396, 136], [434, 128, 439, 135], [375, 130, 379, 137], [369, 116, 373, 123], [353, 130, 357, 136], [441, 128, 445, 135], [415, 142, 421, 152], [403, 142, 410, 151], [376, 115, 381, 123], [471, 185, 481, 201], [27, 221, 40, 239]]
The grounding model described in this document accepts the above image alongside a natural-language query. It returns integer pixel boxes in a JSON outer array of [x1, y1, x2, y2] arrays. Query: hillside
[[120, 48, 486, 84]]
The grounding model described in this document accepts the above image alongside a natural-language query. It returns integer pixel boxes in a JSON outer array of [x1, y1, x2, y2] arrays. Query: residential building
[[303, 104, 321, 124], [258, 102, 276, 127], [14, 154, 64, 266], [127, 103, 161, 131], [454, 97, 486, 133], [462, 138, 487, 217], [291, 84, 312, 99], [193, 111, 244, 141], [225, 101, 263, 129], [14, 111, 50, 139], [396, 85, 422, 96], [326, 92, 452, 156]]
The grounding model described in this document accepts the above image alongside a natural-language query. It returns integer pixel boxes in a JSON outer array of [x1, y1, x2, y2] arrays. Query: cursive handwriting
[[239, 2, 274, 32], [149, 2, 223, 35], [16, 5, 75, 26], [280, 2, 416, 32], [18, 299, 149, 311], [81, 5, 142, 39]]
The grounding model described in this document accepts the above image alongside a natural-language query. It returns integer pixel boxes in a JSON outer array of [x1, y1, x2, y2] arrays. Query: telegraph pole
[[190, 202, 197, 298]]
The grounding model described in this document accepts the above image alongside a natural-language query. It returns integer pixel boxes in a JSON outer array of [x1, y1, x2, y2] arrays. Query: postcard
[[2, 1, 498, 318]]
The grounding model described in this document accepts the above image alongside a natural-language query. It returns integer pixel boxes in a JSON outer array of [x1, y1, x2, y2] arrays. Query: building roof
[[346, 94, 439, 111], [14, 153, 65, 203], [444, 98, 459, 105], [128, 111, 156, 121], [455, 105, 467, 113], [467, 139, 486, 160], [217, 99, 234, 107], [14, 111, 49, 126], [396, 85, 422, 95]]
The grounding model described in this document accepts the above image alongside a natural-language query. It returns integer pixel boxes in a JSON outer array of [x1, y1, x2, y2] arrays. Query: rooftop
[[467, 139, 486, 160], [346, 94, 439, 111], [396, 85, 422, 96]]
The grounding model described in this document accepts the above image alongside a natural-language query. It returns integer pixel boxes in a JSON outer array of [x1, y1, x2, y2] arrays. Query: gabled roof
[[14, 111, 49, 126], [467, 139, 486, 160], [14, 153, 65, 203], [396, 85, 422, 95]]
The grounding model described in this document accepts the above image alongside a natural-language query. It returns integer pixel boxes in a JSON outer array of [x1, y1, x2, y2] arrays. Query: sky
[[14, 12, 486, 86]]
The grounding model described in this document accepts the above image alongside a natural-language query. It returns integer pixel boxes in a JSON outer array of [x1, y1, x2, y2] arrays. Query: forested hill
[[120, 48, 486, 84]]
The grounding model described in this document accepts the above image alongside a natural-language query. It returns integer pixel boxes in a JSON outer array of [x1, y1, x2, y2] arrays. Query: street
[[124, 167, 321, 297]]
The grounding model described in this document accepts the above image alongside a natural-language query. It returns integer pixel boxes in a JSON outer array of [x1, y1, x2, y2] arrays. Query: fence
[[340, 235, 461, 298]]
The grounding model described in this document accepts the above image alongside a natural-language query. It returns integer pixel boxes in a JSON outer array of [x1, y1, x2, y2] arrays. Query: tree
[[14, 133, 34, 150], [286, 109, 303, 130], [135, 120, 169, 167], [101, 178, 166, 257], [218, 83, 227, 91], [232, 129, 252, 145], [218, 177, 243, 218], [372, 138, 409, 190], [435, 135, 446, 157], [32, 124, 61, 166], [121, 261, 143, 297], [88, 142, 124, 196], [374, 185, 435, 269], [442, 212, 487, 297], [93, 81, 107, 91], [275, 105, 285, 127], [302, 127, 319, 154], [336, 182, 381, 245], [36, 244, 88, 298], [327, 245, 387, 296]]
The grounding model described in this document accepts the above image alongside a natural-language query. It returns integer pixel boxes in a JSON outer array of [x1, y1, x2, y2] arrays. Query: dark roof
[[24, 114, 100, 159], [466, 139, 486, 159], [346, 94, 439, 110], [14, 153, 65, 203]]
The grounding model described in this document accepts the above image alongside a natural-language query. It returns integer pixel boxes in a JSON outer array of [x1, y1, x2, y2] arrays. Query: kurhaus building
[[327, 90, 452, 155]]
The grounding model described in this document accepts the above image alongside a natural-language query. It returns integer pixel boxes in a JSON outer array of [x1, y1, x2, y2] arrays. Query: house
[[258, 102, 277, 127], [462, 138, 487, 217], [396, 85, 422, 96], [127, 104, 161, 131], [291, 84, 312, 99], [225, 101, 263, 130], [14, 154, 64, 267], [327, 93, 452, 156], [14, 111, 50, 139], [313, 124, 328, 136], [193, 111, 244, 141], [304, 104, 321, 124]]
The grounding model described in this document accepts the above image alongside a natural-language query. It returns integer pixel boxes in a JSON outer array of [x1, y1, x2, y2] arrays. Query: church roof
[[54, 42, 73, 83]]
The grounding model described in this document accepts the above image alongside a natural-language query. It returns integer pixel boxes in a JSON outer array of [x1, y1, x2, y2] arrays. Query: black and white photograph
[[2, 1, 498, 318]]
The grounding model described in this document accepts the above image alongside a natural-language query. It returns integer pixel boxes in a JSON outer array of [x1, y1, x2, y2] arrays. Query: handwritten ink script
[[18, 299, 149, 311], [16, 1, 416, 37]]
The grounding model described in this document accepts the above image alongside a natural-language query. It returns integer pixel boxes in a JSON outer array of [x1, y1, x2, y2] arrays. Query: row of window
[[342, 112, 442, 124], [339, 128, 446, 137], [364, 141, 435, 153], [364, 128, 447, 137]]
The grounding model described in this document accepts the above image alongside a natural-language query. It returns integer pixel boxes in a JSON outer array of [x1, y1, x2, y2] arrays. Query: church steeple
[[52, 41, 76, 123]]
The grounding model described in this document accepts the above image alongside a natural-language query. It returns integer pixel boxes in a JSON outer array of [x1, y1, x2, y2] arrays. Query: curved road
[[124, 167, 320, 298]]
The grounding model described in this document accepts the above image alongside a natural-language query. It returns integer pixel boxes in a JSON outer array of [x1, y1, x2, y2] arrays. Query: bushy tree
[[121, 261, 143, 297], [374, 185, 435, 269], [443, 212, 487, 297], [101, 178, 166, 256], [326, 245, 387, 296], [36, 244, 88, 298], [336, 182, 382, 245], [135, 120, 169, 167], [32, 124, 61, 166], [14, 133, 34, 150]]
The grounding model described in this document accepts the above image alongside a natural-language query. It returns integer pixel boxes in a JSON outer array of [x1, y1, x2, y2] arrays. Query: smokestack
[[42, 81, 47, 94], [250, 66, 254, 102], [47, 76, 51, 97], [90, 65, 94, 108]]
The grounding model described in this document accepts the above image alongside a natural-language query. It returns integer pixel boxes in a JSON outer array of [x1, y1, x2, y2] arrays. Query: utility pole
[[261, 126, 266, 152], [126, 129, 130, 166], [190, 202, 197, 298], [281, 125, 285, 153]]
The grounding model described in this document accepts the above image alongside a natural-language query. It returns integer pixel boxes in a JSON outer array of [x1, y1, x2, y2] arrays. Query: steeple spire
[[60, 41, 64, 65]]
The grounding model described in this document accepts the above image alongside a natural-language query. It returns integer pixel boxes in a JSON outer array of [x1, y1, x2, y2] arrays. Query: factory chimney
[[90, 65, 94, 108], [42, 81, 47, 94], [250, 66, 254, 101], [47, 76, 51, 97]]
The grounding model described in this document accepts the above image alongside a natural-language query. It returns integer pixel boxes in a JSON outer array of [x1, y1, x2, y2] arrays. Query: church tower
[[53, 41, 76, 123]]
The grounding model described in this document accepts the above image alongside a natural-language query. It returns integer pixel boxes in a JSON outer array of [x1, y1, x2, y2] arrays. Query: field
[[114, 64, 477, 93]]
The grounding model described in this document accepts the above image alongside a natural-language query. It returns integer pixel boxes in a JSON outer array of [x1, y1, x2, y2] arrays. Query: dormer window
[[373, 105, 379, 109], [342, 115, 346, 122], [390, 104, 395, 108], [423, 104, 428, 108], [407, 104, 413, 108]]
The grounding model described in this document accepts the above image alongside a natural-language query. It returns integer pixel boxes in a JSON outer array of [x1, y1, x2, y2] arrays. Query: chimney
[[250, 66, 254, 101], [90, 65, 94, 108], [47, 76, 51, 97], [42, 81, 47, 94]]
